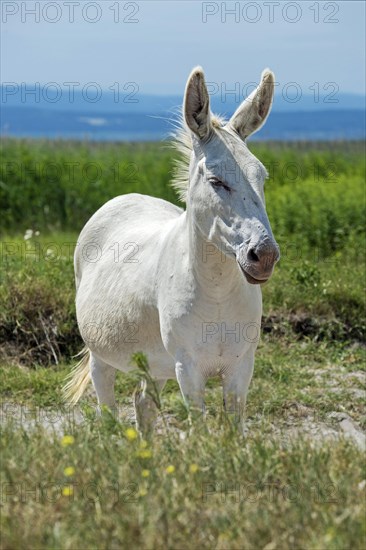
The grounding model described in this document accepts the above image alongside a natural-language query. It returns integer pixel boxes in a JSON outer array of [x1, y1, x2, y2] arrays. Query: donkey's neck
[[183, 211, 243, 297]]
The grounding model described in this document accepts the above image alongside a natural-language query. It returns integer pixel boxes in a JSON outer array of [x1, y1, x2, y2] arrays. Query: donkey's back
[[75, 192, 182, 285]]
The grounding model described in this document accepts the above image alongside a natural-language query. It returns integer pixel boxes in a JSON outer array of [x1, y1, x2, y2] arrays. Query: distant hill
[[1, 85, 365, 115], [1, 105, 365, 141]]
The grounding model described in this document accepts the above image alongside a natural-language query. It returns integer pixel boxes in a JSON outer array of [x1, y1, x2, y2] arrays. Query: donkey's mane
[[170, 114, 227, 202]]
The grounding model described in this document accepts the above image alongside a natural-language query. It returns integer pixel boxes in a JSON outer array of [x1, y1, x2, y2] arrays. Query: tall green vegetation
[[1, 139, 364, 258]]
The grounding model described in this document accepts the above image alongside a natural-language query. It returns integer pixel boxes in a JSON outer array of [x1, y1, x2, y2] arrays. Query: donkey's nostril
[[247, 247, 260, 263]]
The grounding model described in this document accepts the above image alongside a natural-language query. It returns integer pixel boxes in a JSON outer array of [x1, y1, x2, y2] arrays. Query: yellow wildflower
[[62, 486, 74, 497], [60, 435, 74, 447], [138, 449, 152, 459], [141, 469, 150, 478], [63, 466, 75, 477], [166, 465, 175, 474], [138, 488, 148, 497], [125, 428, 138, 441], [189, 463, 199, 474]]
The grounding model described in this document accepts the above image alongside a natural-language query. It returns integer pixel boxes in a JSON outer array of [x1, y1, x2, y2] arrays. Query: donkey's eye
[[209, 178, 231, 193]]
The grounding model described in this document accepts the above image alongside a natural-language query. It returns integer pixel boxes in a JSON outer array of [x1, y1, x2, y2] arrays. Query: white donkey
[[64, 67, 279, 433]]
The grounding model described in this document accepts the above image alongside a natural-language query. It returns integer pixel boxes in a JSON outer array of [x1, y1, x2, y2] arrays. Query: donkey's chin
[[238, 264, 271, 285]]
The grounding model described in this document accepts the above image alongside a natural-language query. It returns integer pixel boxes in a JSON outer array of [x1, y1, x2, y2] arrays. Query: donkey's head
[[183, 67, 280, 284]]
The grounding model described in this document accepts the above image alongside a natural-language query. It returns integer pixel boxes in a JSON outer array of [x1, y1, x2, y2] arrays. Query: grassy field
[[0, 138, 365, 549]]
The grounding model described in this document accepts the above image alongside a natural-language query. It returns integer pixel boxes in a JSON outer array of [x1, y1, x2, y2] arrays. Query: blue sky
[[1, 0, 365, 95]]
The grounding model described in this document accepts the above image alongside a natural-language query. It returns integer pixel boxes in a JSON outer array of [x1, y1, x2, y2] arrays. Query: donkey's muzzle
[[239, 240, 280, 284]]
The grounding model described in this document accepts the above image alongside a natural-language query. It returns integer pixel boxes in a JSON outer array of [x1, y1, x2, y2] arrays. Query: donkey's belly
[[76, 292, 175, 378]]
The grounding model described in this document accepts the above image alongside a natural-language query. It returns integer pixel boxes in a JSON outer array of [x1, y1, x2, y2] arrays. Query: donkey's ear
[[228, 69, 274, 140], [184, 66, 211, 140]]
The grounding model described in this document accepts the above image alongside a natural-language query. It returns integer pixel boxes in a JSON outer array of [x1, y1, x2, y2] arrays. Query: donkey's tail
[[62, 347, 91, 405]]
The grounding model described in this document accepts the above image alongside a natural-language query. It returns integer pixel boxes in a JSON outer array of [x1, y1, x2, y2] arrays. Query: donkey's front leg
[[222, 350, 255, 434], [175, 355, 206, 419]]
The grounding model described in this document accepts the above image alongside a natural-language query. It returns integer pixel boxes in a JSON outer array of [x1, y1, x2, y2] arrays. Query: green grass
[[1, 414, 365, 549], [1, 339, 365, 423], [0, 138, 365, 549], [1, 341, 364, 548]]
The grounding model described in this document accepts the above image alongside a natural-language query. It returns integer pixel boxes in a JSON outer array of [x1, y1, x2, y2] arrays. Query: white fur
[[69, 67, 280, 432]]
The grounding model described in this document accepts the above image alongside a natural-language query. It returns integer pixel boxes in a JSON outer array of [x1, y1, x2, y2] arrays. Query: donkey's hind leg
[[90, 353, 116, 413], [134, 379, 166, 435]]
